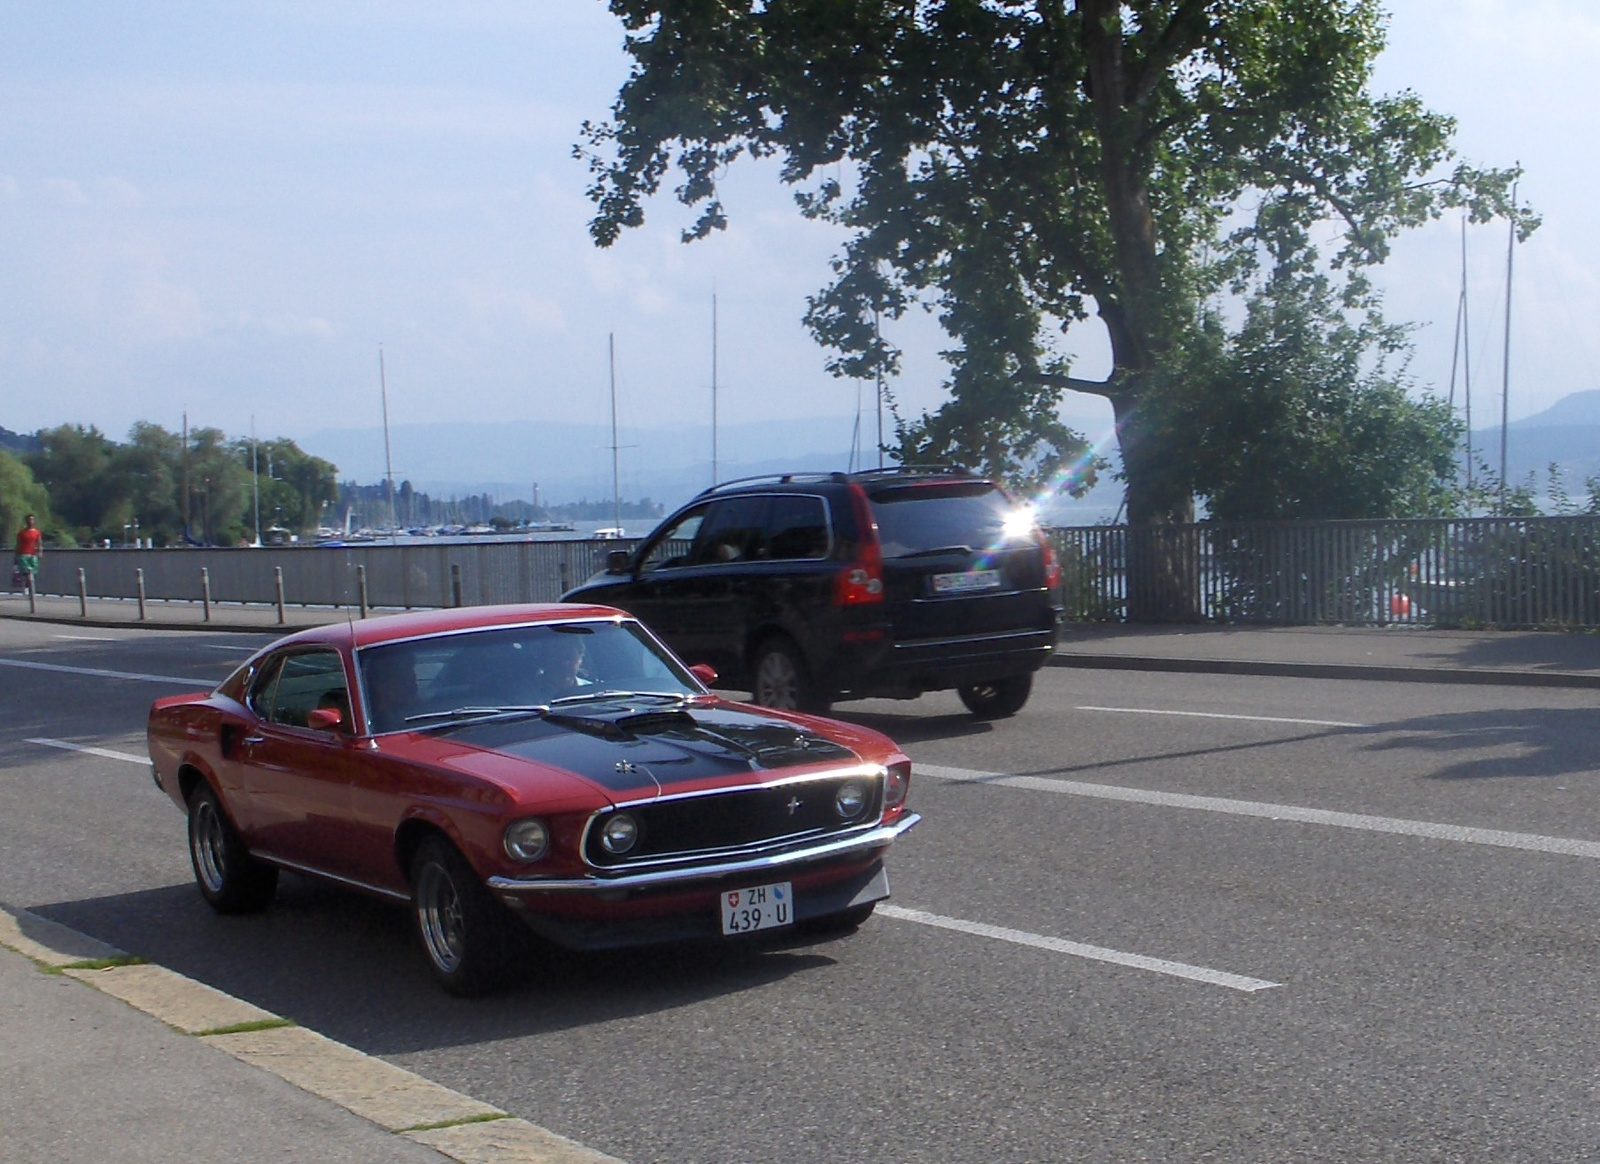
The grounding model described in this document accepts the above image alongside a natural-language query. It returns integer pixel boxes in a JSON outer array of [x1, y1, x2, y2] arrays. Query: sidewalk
[[6, 590, 1600, 689]]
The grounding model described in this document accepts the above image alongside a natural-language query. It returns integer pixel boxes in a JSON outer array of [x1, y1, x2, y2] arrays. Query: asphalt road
[[5, 620, 1600, 1162]]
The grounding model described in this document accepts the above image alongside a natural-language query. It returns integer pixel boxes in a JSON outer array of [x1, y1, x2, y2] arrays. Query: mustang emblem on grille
[[785, 796, 803, 815]]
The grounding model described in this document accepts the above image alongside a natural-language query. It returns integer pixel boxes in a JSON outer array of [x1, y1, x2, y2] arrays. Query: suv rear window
[[868, 481, 1025, 558]]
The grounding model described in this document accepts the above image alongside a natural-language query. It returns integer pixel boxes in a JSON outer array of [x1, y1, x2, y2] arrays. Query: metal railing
[[26, 516, 1600, 629], [28, 540, 640, 614], [1052, 516, 1600, 628]]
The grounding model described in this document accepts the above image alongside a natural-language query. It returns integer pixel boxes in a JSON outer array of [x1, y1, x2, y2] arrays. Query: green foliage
[[0, 451, 55, 548], [13, 423, 338, 546], [582, 0, 1533, 529], [1174, 265, 1462, 519]]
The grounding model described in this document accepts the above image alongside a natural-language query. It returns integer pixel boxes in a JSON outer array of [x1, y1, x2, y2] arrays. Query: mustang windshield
[[358, 619, 701, 734]]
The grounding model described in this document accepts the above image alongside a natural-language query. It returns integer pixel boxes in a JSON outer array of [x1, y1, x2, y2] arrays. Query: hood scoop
[[544, 707, 697, 741]]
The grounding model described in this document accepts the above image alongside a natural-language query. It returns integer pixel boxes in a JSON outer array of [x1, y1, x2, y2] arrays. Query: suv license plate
[[721, 882, 794, 935], [932, 569, 1002, 594]]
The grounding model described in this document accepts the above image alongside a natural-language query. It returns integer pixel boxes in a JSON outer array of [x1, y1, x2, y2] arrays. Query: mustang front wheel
[[409, 836, 516, 997], [957, 673, 1033, 719], [187, 783, 278, 914]]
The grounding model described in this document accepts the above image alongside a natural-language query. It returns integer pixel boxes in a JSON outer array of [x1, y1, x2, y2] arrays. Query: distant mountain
[[299, 406, 1119, 514], [1469, 391, 1600, 487]]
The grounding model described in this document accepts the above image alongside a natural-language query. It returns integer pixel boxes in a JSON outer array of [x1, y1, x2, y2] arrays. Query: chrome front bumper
[[486, 812, 921, 897]]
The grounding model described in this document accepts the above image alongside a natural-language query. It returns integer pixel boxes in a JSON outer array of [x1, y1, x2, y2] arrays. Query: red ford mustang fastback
[[148, 604, 919, 994]]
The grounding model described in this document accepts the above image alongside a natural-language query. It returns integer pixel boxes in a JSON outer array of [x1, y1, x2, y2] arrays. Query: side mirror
[[606, 549, 631, 573], [688, 663, 718, 688], [307, 707, 345, 732]]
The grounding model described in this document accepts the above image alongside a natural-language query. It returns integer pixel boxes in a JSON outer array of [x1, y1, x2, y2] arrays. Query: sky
[[1, 0, 1596, 499]]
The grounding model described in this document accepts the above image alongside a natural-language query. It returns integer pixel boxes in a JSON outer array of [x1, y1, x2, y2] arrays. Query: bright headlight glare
[[503, 818, 549, 862], [600, 813, 640, 855], [884, 762, 910, 808], [834, 780, 868, 819]]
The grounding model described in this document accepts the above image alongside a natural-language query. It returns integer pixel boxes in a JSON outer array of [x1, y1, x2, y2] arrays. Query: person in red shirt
[[14, 514, 42, 590]]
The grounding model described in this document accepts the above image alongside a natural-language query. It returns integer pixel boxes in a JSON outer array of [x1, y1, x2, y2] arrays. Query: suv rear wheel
[[957, 674, 1033, 719], [752, 637, 829, 714]]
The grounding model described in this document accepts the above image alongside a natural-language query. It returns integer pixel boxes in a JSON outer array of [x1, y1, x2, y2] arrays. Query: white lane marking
[[26, 738, 148, 764], [879, 905, 1280, 993], [51, 634, 124, 642], [917, 764, 1600, 860], [0, 657, 203, 686], [201, 644, 259, 651], [1077, 705, 1366, 729]]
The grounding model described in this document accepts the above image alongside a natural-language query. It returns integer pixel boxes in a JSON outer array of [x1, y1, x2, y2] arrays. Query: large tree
[[580, 0, 1532, 529]]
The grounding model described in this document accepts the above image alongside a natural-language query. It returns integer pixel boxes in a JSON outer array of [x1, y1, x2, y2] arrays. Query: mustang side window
[[269, 651, 351, 731], [245, 656, 285, 720]]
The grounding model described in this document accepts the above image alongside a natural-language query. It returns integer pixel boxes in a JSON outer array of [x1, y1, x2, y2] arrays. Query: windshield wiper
[[890, 544, 975, 560], [547, 690, 694, 708], [403, 705, 550, 727]]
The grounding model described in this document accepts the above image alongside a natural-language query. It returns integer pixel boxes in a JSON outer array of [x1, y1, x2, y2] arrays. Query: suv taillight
[[1039, 535, 1062, 590], [837, 484, 886, 606]]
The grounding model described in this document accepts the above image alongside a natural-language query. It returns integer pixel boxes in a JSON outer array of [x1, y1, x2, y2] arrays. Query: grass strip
[[46, 955, 148, 974], [398, 1113, 510, 1134], [196, 1018, 297, 1037]]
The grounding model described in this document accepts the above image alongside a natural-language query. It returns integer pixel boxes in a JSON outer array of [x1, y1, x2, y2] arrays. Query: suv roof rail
[[848, 464, 975, 480], [694, 471, 849, 498]]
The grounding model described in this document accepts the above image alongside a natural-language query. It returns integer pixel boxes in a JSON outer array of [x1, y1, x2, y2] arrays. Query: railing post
[[274, 566, 286, 625], [77, 567, 87, 617], [201, 567, 212, 622], [137, 568, 147, 621], [357, 564, 369, 619], [450, 563, 463, 608]]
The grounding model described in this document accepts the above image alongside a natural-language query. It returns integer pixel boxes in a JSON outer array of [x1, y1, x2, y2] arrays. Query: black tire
[[957, 673, 1033, 719], [187, 783, 278, 914], [799, 902, 876, 934], [751, 637, 830, 714], [409, 836, 517, 997]]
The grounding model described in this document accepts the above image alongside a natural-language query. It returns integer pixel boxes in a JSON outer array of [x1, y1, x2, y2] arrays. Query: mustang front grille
[[583, 772, 885, 870]]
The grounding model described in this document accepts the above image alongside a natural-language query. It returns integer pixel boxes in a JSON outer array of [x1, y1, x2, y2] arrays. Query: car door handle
[[242, 735, 265, 746]]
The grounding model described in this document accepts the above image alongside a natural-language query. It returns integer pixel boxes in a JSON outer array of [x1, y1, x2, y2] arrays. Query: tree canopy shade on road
[[580, 0, 1535, 531]]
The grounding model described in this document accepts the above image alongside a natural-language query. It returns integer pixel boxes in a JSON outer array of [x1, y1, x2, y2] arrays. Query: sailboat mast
[[874, 307, 884, 469], [610, 333, 621, 533], [711, 288, 719, 487], [1461, 218, 1474, 493], [1499, 179, 1517, 506], [251, 415, 261, 546], [380, 347, 397, 536]]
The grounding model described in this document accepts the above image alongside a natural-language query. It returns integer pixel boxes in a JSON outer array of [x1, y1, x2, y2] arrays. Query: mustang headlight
[[834, 780, 869, 820], [599, 812, 640, 855], [503, 818, 550, 862]]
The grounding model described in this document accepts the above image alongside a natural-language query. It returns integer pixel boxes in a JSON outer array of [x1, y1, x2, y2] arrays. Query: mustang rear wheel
[[957, 673, 1033, 719], [752, 638, 829, 714], [187, 783, 277, 914], [409, 836, 517, 997]]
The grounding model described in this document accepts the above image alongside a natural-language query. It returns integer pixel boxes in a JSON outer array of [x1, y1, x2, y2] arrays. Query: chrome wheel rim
[[416, 862, 466, 974], [755, 651, 800, 709], [192, 800, 228, 893]]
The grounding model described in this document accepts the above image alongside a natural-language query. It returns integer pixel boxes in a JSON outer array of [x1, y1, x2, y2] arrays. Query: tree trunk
[[1114, 393, 1201, 622]]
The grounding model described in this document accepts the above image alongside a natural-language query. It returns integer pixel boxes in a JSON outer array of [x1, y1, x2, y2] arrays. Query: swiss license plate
[[721, 881, 794, 935], [931, 569, 1002, 594]]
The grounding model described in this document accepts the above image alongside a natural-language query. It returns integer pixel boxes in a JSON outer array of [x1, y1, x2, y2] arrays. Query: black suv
[[563, 468, 1060, 717]]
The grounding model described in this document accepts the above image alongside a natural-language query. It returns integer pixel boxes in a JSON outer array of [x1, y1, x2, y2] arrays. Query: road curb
[[1049, 651, 1600, 690], [0, 904, 626, 1164], [0, 610, 330, 634]]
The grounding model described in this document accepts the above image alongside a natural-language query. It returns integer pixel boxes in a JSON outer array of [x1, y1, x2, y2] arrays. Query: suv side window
[[639, 506, 709, 572], [761, 494, 831, 560], [268, 650, 351, 731], [692, 496, 769, 565]]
